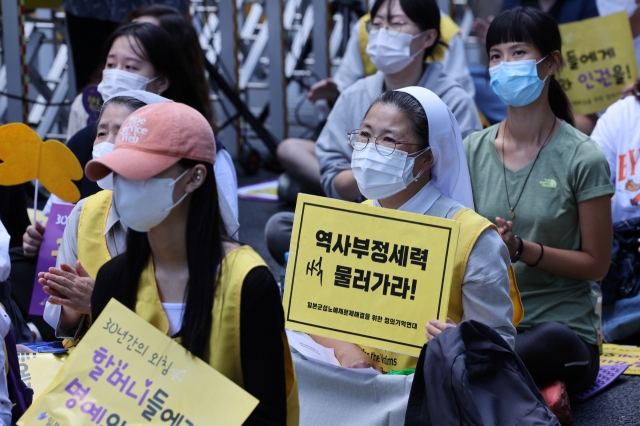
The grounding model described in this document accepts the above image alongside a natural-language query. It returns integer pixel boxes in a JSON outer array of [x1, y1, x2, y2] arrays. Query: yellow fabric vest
[[358, 201, 523, 371], [76, 190, 113, 279], [358, 13, 461, 77], [136, 246, 300, 426]]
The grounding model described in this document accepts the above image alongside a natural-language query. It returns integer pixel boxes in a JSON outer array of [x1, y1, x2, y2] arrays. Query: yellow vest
[[359, 201, 523, 371], [136, 246, 300, 426], [358, 13, 461, 77], [77, 190, 113, 279]]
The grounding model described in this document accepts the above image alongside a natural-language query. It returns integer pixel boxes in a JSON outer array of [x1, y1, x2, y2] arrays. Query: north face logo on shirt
[[119, 115, 148, 143], [540, 179, 557, 188]]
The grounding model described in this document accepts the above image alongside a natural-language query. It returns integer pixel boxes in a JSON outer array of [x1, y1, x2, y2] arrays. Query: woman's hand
[[496, 216, 519, 257], [425, 318, 456, 340], [307, 78, 339, 105], [38, 261, 94, 314], [335, 343, 383, 373], [22, 222, 45, 258]]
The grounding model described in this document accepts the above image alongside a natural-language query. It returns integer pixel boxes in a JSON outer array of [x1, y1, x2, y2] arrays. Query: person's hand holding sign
[[425, 318, 456, 340], [38, 260, 93, 314], [22, 222, 45, 258], [311, 335, 383, 373]]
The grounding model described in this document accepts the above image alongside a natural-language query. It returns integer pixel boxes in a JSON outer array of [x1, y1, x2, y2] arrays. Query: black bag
[[601, 217, 640, 306], [405, 320, 559, 426]]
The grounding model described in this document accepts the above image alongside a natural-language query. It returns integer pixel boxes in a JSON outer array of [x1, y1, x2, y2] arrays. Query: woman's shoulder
[[463, 124, 500, 153], [555, 122, 607, 159], [222, 244, 268, 271]]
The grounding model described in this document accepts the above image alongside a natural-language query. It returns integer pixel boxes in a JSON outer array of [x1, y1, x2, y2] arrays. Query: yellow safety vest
[[77, 190, 113, 279], [136, 246, 300, 426], [358, 13, 461, 77], [359, 201, 523, 372]]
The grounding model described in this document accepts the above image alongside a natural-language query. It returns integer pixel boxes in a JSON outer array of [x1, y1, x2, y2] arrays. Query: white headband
[[396, 87, 474, 209]]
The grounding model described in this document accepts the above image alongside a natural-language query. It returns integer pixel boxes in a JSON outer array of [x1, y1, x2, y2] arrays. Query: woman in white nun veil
[[39, 89, 239, 342], [311, 87, 522, 372]]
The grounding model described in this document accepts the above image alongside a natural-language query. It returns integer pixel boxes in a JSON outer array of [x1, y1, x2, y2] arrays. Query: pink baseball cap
[[85, 100, 216, 181]]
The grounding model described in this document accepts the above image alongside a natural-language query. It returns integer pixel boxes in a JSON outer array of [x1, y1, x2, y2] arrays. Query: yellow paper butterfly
[[0, 123, 83, 203]]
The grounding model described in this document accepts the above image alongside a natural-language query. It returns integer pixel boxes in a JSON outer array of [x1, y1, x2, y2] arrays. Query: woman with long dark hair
[[85, 101, 299, 425], [464, 7, 613, 422]]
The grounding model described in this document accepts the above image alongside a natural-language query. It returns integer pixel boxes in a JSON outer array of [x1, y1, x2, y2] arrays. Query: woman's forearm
[[58, 306, 83, 333], [520, 239, 609, 282], [334, 170, 362, 201]]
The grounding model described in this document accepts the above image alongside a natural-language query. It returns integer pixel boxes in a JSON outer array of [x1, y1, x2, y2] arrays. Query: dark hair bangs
[[485, 9, 538, 55]]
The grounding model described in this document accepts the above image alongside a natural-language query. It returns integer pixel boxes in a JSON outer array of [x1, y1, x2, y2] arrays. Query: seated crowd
[[1, 0, 639, 425]]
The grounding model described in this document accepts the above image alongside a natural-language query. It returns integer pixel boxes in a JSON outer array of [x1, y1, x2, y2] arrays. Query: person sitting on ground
[[84, 101, 299, 425], [463, 7, 613, 422], [41, 91, 239, 340], [590, 78, 640, 344], [311, 87, 522, 373], [20, 22, 239, 338], [275, 0, 481, 202]]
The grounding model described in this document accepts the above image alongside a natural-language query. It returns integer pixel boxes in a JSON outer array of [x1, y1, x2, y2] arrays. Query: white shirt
[[591, 96, 640, 223], [162, 302, 186, 337]]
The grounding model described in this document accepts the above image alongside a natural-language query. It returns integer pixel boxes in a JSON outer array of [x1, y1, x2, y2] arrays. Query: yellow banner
[[558, 12, 639, 115], [19, 353, 67, 398], [282, 194, 459, 357], [18, 299, 258, 426], [601, 344, 640, 375]]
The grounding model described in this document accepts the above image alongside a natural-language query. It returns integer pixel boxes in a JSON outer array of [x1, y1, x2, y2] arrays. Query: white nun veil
[[396, 87, 475, 210], [110, 90, 240, 236]]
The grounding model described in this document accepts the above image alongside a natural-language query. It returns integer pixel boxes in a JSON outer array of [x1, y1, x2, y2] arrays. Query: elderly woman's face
[[359, 102, 431, 177], [360, 103, 420, 155]]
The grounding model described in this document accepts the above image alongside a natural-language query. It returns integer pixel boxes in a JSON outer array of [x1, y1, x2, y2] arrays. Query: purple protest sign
[[29, 203, 74, 316]]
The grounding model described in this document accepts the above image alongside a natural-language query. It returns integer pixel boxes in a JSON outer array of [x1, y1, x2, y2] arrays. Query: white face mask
[[351, 142, 430, 200], [97, 69, 159, 102], [113, 170, 189, 232], [365, 29, 427, 75], [92, 142, 115, 190]]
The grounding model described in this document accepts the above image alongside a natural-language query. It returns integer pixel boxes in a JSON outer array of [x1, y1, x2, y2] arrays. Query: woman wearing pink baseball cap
[[84, 101, 299, 425]]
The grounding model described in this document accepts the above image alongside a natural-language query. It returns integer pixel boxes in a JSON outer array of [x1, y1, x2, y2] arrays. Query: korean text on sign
[[18, 299, 258, 426], [283, 194, 459, 357], [558, 12, 639, 115]]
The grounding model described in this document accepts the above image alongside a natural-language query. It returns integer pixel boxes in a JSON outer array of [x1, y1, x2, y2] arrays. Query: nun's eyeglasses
[[348, 130, 422, 156]]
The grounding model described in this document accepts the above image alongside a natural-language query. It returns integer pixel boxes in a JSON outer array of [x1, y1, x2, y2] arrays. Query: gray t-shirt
[[464, 121, 614, 345]]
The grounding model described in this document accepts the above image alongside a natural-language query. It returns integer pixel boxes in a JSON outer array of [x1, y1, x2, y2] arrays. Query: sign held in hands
[[558, 12, 639, 115], [282, 194, 459, 357], [18, 299, 259, 426]]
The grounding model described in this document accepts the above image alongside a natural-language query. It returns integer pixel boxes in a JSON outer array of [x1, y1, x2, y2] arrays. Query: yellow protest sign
[[18, 299, 258, 426], [282, 194, 459, 358], [18, 353, 67, 398], [601, 344, 640, 375], [558, 12, 639, 115]]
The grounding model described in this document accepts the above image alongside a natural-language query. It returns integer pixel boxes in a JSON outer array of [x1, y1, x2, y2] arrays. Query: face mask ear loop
[[163, 169, 192, 212], [410, 147, 432, 182], [145, 74, 162, 90]]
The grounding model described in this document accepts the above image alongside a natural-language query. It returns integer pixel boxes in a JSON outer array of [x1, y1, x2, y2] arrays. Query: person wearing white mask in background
[[289, 88, 519, 425], [464, 8, 613, 421], [276, 0, 475, 200], [19, 24, 239, 336], [264, 0, 481, 264], [39, 91, 238, 342]]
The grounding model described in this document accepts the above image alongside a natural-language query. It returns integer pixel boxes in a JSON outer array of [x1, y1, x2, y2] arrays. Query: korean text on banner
[[18, 299, 258, 426], [29, 203, 74, 316], [19, 353, 67, 398], [282, 194, 459, 358], [558, 12, 639, 115], [601, 344, 640, 375]]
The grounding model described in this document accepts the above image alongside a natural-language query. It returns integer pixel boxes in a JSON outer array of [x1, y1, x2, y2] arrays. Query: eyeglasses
[[366, 20, 415, 36], [348, 129, 423, 156]]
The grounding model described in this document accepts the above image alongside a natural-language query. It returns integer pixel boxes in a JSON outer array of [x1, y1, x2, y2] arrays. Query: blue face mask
[[489, 56, 548, 107]]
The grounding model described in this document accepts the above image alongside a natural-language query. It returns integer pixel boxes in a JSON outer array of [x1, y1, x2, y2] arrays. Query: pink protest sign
[[29, 203, 74, 316]]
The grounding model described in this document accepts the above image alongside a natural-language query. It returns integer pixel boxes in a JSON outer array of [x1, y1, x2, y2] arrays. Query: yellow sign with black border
[[282, 194, 459, 357]]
